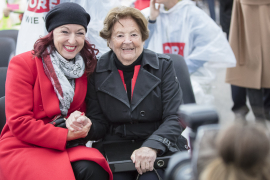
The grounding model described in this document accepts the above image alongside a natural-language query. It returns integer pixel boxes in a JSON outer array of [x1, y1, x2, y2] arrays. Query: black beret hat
[[45, 2, 90, 32]]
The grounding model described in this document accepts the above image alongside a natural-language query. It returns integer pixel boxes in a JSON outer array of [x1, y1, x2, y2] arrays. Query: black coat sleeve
[[85, 73, 110, 140], [141, 59, 183, 155]]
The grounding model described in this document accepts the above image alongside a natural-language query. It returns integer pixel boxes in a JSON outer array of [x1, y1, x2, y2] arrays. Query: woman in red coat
[[0, 3, 112, 180]]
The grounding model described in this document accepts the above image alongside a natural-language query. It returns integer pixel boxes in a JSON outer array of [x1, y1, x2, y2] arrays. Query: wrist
[[148, 16, 156, 23], [150, 147, 159, 154]]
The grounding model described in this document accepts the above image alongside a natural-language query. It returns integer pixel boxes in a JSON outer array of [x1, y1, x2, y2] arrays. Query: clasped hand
[[131, 147, 157, 175], [66, 111, 92, 141]]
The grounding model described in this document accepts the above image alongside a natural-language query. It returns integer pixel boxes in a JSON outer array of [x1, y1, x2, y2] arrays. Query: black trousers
[[71, 160, 109, 180], [113, 169, 164, 180], [247, 88, 270, 121], [231, 85, 249, 115]]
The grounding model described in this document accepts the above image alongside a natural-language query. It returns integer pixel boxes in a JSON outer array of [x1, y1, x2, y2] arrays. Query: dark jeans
[[113, 169, 164, 180], [71, 160, 109, 180], [231, 85, 249, 115], [231, 85, 270, 121], [247, 88, 270, 121], [207, 0, 216, 21]]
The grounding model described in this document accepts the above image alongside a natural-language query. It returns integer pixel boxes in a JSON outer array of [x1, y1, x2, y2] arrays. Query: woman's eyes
[[61, 31, 85, 35], [116, 34, 138, 37]]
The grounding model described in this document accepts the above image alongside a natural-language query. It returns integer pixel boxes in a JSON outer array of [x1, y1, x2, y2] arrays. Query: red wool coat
[[0, 51, 113, 180]]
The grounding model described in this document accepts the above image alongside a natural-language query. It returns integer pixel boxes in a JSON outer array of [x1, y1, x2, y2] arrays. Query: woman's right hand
[[66, 111, 92, 141], [67, 123, 91, 141], [149, 0, 160, 21]]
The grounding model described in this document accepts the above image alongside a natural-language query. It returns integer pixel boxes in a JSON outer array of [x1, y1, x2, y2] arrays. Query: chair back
[[0, 67, 7, 97], [0, 37, 15, 67], [0, 29, 18, 46], [167, 54, 196, 104], [0, 96, 5, 133]]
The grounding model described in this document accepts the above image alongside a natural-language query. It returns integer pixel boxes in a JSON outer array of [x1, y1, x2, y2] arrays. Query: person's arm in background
[[186, 59, 206, 74], [143, 0, 206, 74], [143, 0, 160, 48], [186, 6, 236, 69]]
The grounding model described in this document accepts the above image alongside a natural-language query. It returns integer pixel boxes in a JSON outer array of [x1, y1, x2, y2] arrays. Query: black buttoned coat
[[86, 49, 185, 155]]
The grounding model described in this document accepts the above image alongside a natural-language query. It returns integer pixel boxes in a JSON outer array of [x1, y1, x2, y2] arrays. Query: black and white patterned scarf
[[42, 49, 85, 115]]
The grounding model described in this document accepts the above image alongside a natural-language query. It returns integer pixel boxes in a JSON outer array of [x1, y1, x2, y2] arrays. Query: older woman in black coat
[[68, 6, 186, 180]]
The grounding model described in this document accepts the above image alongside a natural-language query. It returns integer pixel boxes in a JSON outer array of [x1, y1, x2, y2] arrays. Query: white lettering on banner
[[29, 0, 37, 8], [37, 0, 47, 10], [171, 46, 179, 54], [50, 0, 58, 10], [163, 42, 185, 56], [165, 46, 171, 53], [27, 0, 60, 13]]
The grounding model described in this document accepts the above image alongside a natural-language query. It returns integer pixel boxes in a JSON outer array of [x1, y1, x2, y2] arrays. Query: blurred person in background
[[200, 123, 270, 180], [142, 0, 236, 105], [0, 8, 13, 30], [205, 0, 216, 21], [0, 3, 112, 180], [220, 0, 250, 120], [226, 0, 270, 122], [142, 0, 235, 75]]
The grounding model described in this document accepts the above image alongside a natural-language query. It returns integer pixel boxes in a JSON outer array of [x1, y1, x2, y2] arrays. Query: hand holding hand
[[149, 0, 160, 21], [131, 147, 157, 175], [66, 111, 92, 141], [66, 111, 91, 132], [66, 121, 91, 141]]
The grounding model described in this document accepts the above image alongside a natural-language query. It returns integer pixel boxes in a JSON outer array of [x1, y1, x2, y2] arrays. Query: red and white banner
[[162, 42, 185, 56]]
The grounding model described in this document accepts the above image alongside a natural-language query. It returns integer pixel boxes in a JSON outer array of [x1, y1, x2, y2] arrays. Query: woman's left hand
[[66, 111, 92, 132], [131, 147, 157, 175]]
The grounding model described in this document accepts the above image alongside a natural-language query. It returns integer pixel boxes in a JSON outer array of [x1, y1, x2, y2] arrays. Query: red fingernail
[[81, 112, 85, 116]]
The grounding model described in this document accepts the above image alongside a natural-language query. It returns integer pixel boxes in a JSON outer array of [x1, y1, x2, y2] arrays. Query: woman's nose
[[68, 34, 76, 44], [123, 36, 132, 43]]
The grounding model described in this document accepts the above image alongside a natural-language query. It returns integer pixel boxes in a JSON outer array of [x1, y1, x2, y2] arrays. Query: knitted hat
[[45, 2, 90, 32]]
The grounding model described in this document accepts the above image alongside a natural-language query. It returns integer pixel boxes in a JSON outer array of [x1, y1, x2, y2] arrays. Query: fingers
[[131, 151, 136, 163], [135, 158, 143, 175], [145, 162, 150, 172], [150, 0, 155, 7], [132, 147, 157, 175], [149, 160, 154, 171], [66, 111, 89, 132]]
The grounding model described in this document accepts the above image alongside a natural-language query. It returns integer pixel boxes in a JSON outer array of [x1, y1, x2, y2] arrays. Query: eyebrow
[[114, 29, 139, 34], [60, 26, 85, 32]]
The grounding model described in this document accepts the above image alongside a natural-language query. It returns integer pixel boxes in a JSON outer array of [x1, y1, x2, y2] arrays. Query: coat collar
[[96, 49, 159, 73], [35, 56, 87, 118], [96, 49, 161, 111]]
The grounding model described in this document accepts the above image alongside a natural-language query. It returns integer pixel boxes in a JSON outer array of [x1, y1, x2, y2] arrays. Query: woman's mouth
[[122, 48, 135, 52], [64, 45, 76, 52]]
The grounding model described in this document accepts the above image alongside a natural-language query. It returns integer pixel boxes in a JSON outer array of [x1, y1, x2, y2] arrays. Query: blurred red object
[[134, 0, 150, 10]]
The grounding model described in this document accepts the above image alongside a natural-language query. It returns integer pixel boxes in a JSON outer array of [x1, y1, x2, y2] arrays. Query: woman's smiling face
[[53, 24, 86, 60], [109, 17, 144, 65]]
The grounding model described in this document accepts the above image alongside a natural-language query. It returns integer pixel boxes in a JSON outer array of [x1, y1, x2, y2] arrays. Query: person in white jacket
[[142, 0, 236, 74]]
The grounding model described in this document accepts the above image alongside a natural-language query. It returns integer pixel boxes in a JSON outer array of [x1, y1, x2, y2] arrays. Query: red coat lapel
[[35, 57, 61, 118]]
